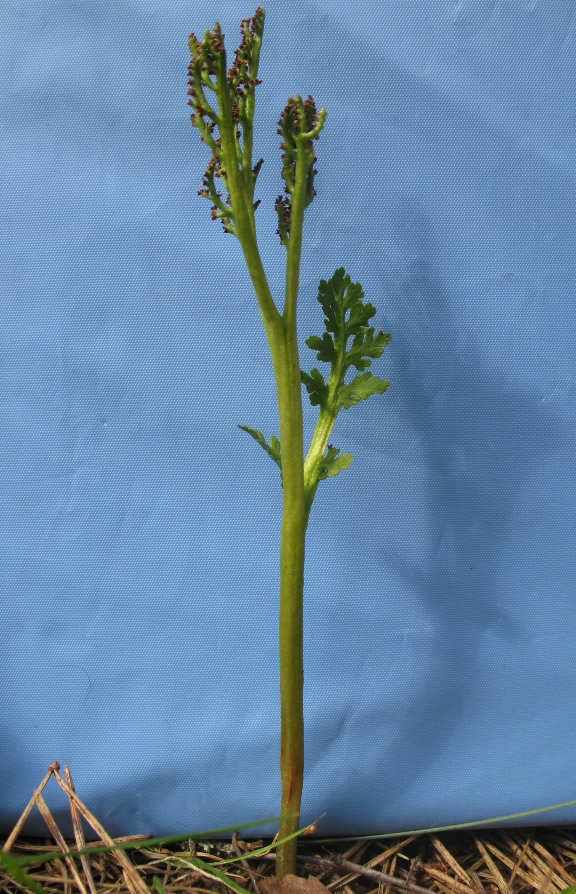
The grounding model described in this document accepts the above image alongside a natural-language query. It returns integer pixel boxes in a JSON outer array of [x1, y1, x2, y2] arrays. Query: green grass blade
[[0, 849, 50, 894], [315, 798, 576, 843], [190, 855, 254, 894]]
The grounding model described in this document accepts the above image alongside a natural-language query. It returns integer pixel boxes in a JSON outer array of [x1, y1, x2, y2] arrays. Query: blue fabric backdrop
[[1, 0, 576, 838]]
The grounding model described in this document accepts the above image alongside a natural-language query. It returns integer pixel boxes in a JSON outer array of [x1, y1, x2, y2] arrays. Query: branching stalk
[[187, 8, 390, 877]]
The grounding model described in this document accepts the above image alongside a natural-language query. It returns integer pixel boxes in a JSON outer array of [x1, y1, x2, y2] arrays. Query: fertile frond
[[188, 8, 265, 235], [275, 94, 326, 246]]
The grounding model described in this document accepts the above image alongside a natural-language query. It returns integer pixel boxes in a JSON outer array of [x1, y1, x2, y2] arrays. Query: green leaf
[[300, 367, 328, 407], [339, 372, 390, 409], [318, 446, 354, 480], [306, 268, 391, 378], [305, 332, 336, 364], [344, 327, 391, 372], [303, 267, 390, 502], [238, 424, 281, 468]]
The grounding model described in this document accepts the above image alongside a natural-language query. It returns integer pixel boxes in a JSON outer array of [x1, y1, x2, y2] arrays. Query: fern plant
[[187, 8, 390, 876]]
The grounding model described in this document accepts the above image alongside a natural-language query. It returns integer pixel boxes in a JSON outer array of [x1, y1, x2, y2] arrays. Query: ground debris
[[2, 763, 575, 894]]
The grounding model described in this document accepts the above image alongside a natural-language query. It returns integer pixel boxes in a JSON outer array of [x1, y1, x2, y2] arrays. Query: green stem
[[274, 130, 312, 877], [231, 166, 306, 879], [275, 351, 306, 877]]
